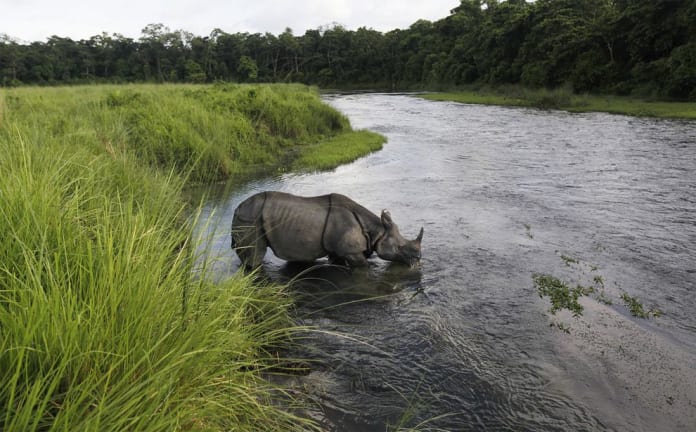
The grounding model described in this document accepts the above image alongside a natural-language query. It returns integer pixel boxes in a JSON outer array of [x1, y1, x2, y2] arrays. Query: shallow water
[[196, 94, 696, 431]]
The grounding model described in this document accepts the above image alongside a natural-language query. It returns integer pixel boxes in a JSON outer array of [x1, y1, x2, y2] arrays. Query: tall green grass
[[1, 84, 376, 184], [0, 86, 330, 430]]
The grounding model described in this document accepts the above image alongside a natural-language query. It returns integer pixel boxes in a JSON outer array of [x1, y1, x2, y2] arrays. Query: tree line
[[2, 0, 695, 100]]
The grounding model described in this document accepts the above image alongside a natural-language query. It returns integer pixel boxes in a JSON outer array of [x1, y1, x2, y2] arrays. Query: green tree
[[3, 0, 694, 99], [474, 0, 529, 84], [315, 24, 351, 85], [190, 35, 213, 80], [613, 0, 695, 97], [346, 27, 386, 84], [0, 34, 23, 86], [210, 29, 243, 80], [140, 24, 187, 81], [237, 55, 258, 81], [278, 28, 301, 80], [184, 59, 205, 82]]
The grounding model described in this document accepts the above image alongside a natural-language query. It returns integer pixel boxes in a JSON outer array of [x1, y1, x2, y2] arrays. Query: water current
[[196, 94, 696, 431]]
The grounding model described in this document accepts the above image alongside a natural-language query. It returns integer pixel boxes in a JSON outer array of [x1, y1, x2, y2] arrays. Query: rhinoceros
[[231, 191, 423, 268]]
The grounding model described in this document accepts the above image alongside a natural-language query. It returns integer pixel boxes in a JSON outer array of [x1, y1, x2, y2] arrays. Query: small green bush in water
[[533, 274, 592, 317], [620, 293, 662, 318]]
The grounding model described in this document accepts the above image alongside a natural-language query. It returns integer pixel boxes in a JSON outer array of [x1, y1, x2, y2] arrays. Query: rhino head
[[374, 210, 423, 267]]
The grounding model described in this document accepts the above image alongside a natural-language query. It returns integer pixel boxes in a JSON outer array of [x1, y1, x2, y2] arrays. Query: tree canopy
[[2, 0, 694, 99]]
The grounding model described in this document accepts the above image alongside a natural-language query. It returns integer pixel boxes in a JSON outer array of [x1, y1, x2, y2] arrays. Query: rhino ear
[[416, 227, 424, 243], [381, 210, 393, 229]]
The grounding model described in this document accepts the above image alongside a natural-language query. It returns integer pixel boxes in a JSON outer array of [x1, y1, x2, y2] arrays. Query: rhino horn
[[416, 227, 424, 243], [381, 210, 393, 228]]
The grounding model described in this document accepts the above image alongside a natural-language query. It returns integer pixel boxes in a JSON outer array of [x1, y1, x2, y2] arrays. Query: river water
[[196, 94, 696, 431]]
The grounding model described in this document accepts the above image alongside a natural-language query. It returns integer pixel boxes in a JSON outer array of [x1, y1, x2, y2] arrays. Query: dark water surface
[[196, 94, 696, 431]]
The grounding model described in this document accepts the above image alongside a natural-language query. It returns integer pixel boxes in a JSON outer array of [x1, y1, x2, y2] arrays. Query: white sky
[[1, 0, 459, 42]]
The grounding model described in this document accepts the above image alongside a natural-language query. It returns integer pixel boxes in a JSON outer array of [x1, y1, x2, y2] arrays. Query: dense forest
[[2, 0, 695, 99]]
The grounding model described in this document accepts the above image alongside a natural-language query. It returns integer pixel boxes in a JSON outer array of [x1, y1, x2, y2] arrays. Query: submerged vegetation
[[533, 274, 591, 317], [534, 254, 662, 332], [0, 83, 386, 430], [620, 293, 663, 319]]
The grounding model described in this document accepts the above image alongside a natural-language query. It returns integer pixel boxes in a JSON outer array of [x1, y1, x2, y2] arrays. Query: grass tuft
[[292, 130, 386, 172]]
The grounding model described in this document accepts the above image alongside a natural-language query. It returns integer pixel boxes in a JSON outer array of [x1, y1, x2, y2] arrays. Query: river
[[196, 94, 696, 431]]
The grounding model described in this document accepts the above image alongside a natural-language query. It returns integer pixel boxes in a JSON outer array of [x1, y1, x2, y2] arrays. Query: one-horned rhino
[[231, 191, 423, 268]]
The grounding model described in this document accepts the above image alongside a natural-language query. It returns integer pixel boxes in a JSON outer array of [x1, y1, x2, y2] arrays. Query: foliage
[[2, 1, 695, 100], [0, 119, 315, 430]]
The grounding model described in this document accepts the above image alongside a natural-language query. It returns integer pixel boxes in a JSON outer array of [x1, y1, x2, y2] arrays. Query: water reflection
[[277, 261, 422, 293]]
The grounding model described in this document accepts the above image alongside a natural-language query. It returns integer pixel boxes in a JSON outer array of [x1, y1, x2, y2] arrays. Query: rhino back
[[261, 192, 330, 261], [330, 194, 381, 232]]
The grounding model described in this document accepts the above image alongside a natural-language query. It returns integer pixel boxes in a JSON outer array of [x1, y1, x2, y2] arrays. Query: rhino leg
[[328, 254, 348, 267], [328, 252, 367, 268], [343, 253, 369, 267], [327, 253, 344, 266]]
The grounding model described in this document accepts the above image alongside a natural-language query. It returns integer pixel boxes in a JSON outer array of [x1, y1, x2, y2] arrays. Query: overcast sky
[[1, 0, 459, 42]]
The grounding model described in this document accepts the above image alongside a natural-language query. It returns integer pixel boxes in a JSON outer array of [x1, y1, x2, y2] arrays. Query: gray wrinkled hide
[[231, 191, 422, 268]]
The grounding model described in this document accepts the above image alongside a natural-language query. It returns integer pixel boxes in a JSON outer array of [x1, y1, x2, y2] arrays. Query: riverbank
[[421, 87, 696, 120], [0, 83, 384, 430]]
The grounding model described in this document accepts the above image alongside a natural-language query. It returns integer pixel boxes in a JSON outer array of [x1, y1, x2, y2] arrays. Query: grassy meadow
[[0, 83, 385, 431], [1, 83, 383, 182], [422, 86, 696, 120]]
